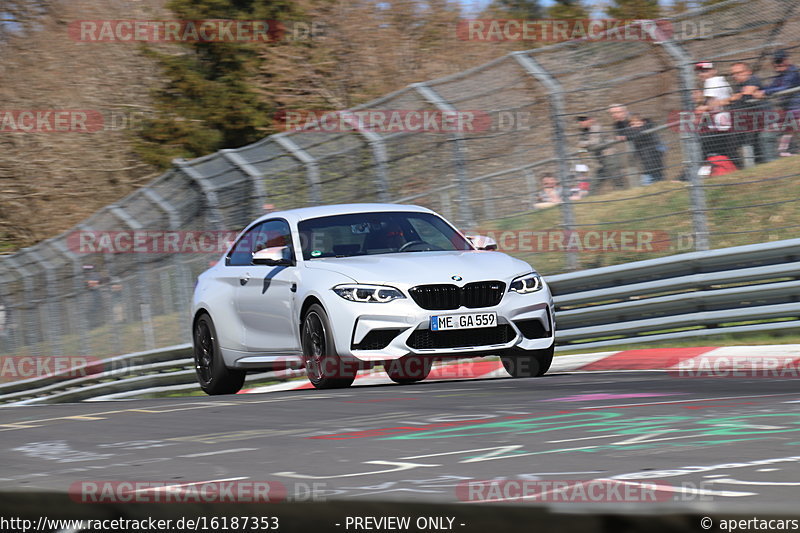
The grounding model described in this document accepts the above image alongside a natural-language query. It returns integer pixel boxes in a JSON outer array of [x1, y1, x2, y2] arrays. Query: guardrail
[[548, 237, 800, 350], [1, 238, 798, 405], [0, 344, 304, 405]]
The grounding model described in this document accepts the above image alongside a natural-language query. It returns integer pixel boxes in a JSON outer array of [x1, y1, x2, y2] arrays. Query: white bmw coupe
[[191, 204, 555, 394]]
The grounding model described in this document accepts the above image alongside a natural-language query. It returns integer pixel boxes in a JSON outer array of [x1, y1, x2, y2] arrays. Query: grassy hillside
[[493, 157, 800, 275]]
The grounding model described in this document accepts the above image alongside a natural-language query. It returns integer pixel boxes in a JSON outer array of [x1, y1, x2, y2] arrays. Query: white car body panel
[[191, 203, 555, 370]]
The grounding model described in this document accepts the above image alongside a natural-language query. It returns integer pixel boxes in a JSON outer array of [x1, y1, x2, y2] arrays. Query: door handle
[[239, 275, 250, 286]]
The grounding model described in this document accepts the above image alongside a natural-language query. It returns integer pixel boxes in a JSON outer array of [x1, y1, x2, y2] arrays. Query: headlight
[[332, 284, 405, 303], [509, 272, 543, 294]]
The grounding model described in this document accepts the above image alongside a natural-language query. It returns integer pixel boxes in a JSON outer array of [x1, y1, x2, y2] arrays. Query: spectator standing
[[83, 264, 104, 330], [576, 116, 616, 192], [624, 115, 665, 184], [695, 62, 738, 165], [606, 105, 633, 189], [762, 50, 800, 156], [726, 62, 776, 163], [609, 104, 631, 139]]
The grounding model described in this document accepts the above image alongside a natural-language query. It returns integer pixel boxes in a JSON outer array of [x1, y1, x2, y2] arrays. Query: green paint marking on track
[[382, 411, 800, 452]]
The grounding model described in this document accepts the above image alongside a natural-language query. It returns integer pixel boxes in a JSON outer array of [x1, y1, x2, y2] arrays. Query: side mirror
[[252, 246, 294, 266], [466, 234, 498, 251]]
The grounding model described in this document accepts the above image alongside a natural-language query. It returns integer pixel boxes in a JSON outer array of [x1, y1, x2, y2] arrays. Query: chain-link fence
[[2, 0, 800, 360]]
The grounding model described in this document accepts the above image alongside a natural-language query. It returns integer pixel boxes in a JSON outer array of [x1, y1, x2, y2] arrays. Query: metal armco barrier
[[548, 238, 800, 350], [2, 238, 797, 405]]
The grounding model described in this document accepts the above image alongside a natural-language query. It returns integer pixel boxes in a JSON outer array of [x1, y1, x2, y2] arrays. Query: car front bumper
[[325, 289, 555, 362]]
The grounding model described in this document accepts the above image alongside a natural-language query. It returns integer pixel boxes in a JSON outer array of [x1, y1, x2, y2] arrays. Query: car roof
[[250, 203, 436, 226]]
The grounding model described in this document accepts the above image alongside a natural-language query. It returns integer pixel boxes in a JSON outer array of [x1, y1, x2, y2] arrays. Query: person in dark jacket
[[763, 50, 800, 111], [726, 62, 776, 163], [761, 50, 800, 155], [624, 115, 665, 185], [606, 105, 633, 189]]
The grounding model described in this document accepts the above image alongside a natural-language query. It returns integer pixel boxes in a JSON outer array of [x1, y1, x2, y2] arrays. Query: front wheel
[[193, 313, 246, 395], [500, 344, 554, 378], [301, 304, 356, 389]]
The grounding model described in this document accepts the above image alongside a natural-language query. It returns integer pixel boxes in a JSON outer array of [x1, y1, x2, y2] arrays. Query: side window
[[227, 220, 293, 267]]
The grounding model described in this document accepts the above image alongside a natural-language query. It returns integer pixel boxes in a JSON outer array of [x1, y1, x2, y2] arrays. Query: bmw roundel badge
[[451, 275, 463, 281]]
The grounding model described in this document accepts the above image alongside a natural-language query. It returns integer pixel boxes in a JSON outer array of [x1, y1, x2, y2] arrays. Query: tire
[[193, 313, 246, 395], [301, 304, 356, 389], [385, 356, 432, 385], [500, 344, 554, 378]]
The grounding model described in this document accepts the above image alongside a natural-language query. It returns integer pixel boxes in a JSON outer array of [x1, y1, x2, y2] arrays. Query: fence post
[[108, 205, 157, 352], [142, 188, 195, 343], [173, 159, 227, 230], [4, 256, 37, 352], [220, 149, 268, 217], [512, 51, 578, 270], [524, 169, 538, 209], [656, 36, 709, 251], [480, 182, 496, 220], [0, 259, 22, 355], [274, 134, 322, 205], [28, 249, 64, 357], [412, 83, 475, 230], [51, 239, 90, 356], [73, 222, 121, 355], [339, 116, 392, 203]]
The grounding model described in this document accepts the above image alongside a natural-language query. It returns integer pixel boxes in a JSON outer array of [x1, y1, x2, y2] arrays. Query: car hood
[[304, 251, 533, 286]]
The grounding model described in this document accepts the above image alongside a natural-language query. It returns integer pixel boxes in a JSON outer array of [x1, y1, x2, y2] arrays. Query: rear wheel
[[385, 356, 432, 384], [302, 304, 356, 389], [500, 344, 554, 378], [193, 313, 246, 395]]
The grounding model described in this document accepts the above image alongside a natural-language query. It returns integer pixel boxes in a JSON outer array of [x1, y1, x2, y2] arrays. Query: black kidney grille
[[462, 281, 506, 308], [407, 324, 515, 350], [408, 284, 461, 310], [409, 281, 505, 310]]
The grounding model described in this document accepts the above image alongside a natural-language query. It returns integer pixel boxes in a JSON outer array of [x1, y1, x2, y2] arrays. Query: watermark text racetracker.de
[[68, 229, 692, 254], [672, 356, 800, 378], [473, 229, 681, 254], [457, 18, 712, 42], [0, 110, 155, 133], [68, 230, 240, 254], [456, 479, 722, 503], [69, 19, 324, 43], [70, 480, 285, 503], [0, 110, 104, 133], [68, 480, 330, 503], [0, 356, 161, 382], [274, 109, 491, 133], [0, 356, 103, 381], [669, 110, 800, 133]]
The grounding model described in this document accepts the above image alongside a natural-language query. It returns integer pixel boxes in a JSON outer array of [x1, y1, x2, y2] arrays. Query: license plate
[[430, 312, 496, 331]]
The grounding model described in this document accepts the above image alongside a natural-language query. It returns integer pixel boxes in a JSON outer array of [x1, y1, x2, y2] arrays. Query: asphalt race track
[[2, 367, 800, 519]]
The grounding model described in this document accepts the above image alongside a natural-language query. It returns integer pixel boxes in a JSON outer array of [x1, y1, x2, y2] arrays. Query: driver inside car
[[364, 221, 406, 252]]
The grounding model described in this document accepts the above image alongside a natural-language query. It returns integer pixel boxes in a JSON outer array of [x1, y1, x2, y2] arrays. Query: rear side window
[[227, 220, 293, 266]]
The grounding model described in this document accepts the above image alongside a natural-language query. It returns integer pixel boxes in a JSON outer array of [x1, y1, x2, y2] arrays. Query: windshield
[[297, 211, 472, 260]]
